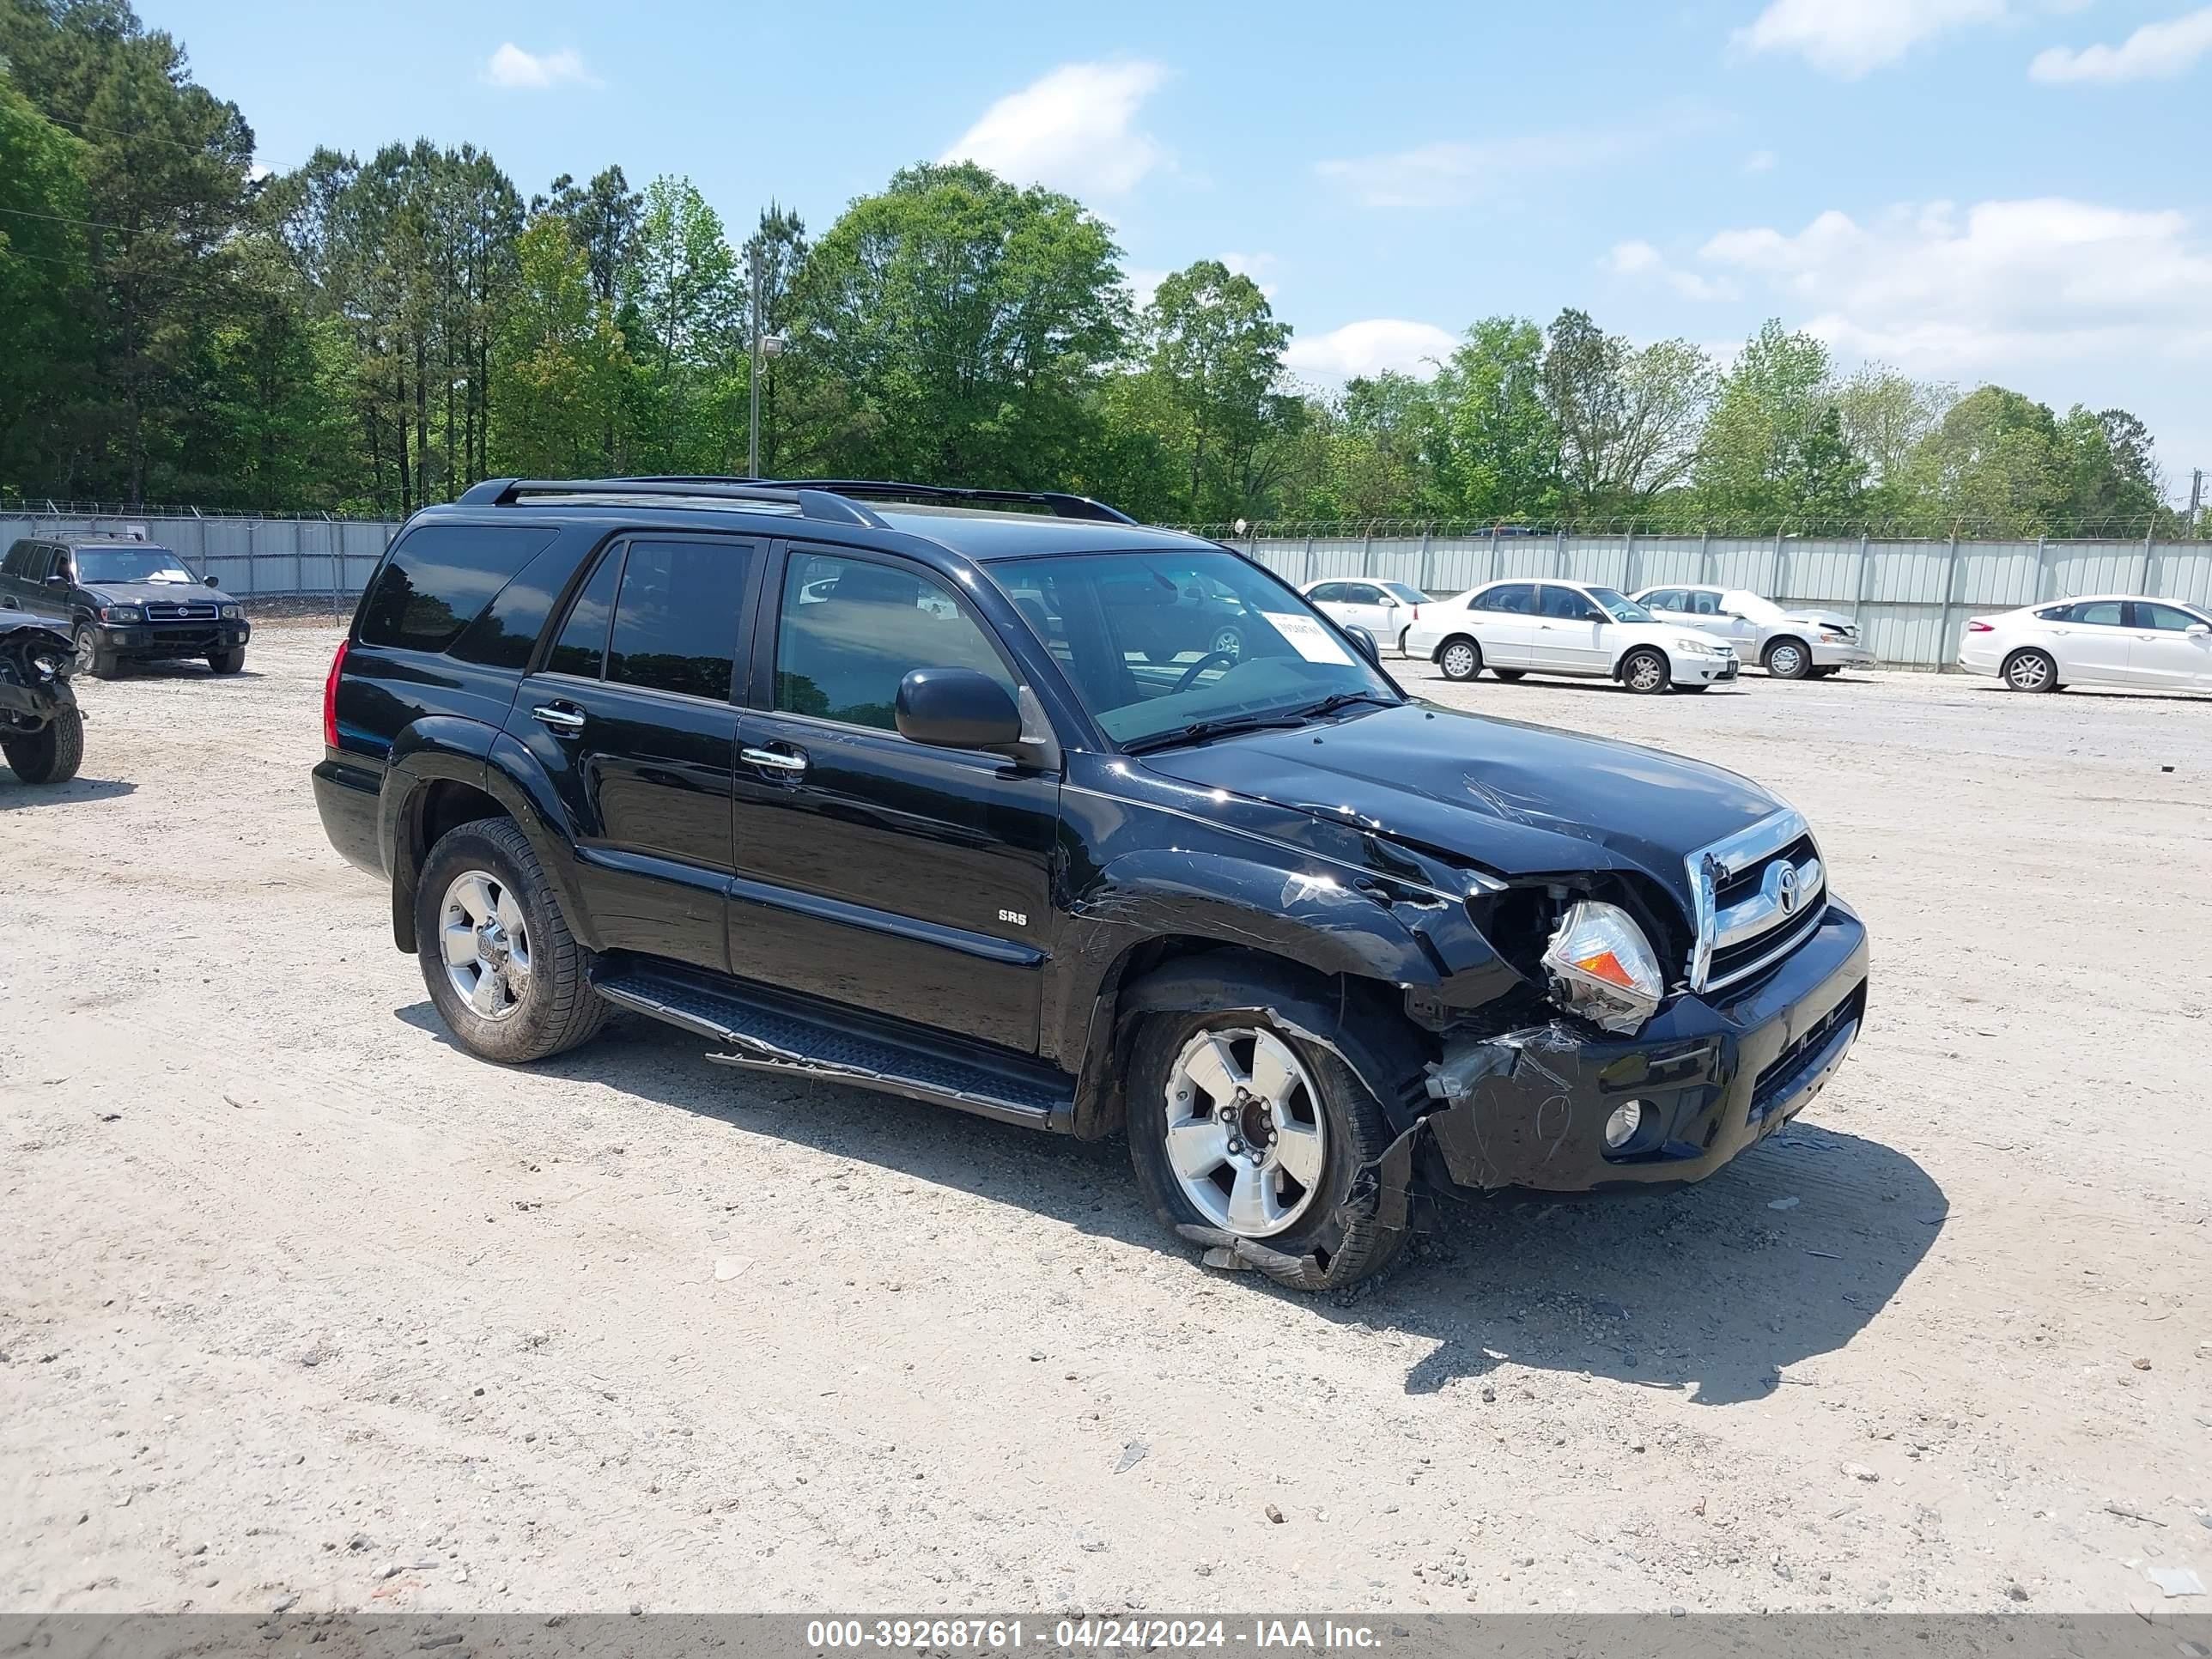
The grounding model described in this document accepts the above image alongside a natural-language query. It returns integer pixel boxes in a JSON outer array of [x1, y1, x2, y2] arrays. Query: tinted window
[[2136, 602, 2205, 632], [605, 539, 753, 701], [1539, 585, 1597, 620], [448, 536, 592, 670], [2075, 600, 2124, 627], [1642, 588, 1680, 611], [1, 543, 25, 578], [1346, 584, 1384, 605], [1308, 582, 1345, 604], [358, 525, 559, 653], [777, 552, 1013, 732], [1476, 583, 1535, 614], [2034, 604, 2075, 621], [547, 546, 620, 679]]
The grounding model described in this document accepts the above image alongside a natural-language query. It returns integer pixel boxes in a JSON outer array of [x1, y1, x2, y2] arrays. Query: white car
[[1632, 585, 1875, 680], [1300, 577, 1431, 655], [1959, 594, 2212, 694], [1404, 579, 1740, 694]]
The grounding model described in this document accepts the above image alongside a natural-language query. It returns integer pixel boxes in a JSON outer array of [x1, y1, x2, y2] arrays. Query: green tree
[[787, 161, 1128, 483], [1121, 258, 1292, 520], [620, 173, 742, 473], [2056, 405, 2163, 531], [0, 72, 89, 488], [1430, 317, 1558, 520], [741, 202, 807, 475], [1901, 385, 2064, 535], [1538, 309, 1715, 518], [1695, 319, 1859, 526], [491, 216, 630, 477], [534, 166, 639, 304]]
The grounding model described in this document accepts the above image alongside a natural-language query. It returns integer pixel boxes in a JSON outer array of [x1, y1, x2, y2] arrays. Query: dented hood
[[1135, 701, 1781, 905]]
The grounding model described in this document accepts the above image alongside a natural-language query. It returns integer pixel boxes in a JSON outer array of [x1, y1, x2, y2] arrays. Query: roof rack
[[458, 477, 889, 528], [753, 479, 1137, 526]]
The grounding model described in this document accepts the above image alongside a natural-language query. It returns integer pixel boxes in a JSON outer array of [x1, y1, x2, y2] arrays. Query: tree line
[[1, 0, 2197, 538]]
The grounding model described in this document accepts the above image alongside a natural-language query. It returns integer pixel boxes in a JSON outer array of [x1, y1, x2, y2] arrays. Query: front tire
[[1765, 636, 1813, 679], [1492, 668, 1527, 682], [416, 817, 607, 1063], [2, 708, 84, 785], [208, 647, 246, 674], [1126, 1011, 1407, 1291], [2002, 648, 2058, 693], [72, 623, 116, 679], [1437, 636, 1482, 681], [1620, 647, 1671, 695]]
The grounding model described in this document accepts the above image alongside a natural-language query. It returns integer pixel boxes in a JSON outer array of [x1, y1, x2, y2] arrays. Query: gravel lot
[[3, 622, 2207, 1616]]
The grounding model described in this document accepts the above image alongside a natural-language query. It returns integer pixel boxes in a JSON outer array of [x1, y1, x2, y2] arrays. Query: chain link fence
[[7, 507, 2210, 670]]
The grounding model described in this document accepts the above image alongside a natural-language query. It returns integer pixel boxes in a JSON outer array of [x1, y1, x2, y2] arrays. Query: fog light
[[1603, 1099, 1650, 1152]]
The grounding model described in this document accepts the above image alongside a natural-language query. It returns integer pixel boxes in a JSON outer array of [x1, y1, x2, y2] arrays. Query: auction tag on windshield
[[1261, 611, 1354, 665]]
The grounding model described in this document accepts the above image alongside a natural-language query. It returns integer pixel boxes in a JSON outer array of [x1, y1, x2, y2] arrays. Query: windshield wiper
[[1121, 714, 1310, 756], [1289, 690, 1400, 721]]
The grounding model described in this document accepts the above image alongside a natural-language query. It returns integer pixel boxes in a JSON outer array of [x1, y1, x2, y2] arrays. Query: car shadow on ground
[[396, 1001, 1943, 1407], [88, 663, 260, 682], [0, 775, 137, 808], [1962, 683, 2209, 705]]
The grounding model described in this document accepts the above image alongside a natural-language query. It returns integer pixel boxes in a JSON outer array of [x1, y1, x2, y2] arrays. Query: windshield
[[1380, 582, 1428, 605], [76, 548, 196, 585], [1586, 586, 1654, 624], [988, 549, 1400, 747]]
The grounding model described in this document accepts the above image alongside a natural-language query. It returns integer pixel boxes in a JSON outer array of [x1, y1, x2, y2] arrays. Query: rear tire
[[1, 708, 84, 785], [2002, 648, 2058, 693], [1492, 668, 1526, 682], [208, 647, 246, 674], [416, 817, 607, 1064], [1765, 636, 1813, 679], [1620, 647, 1671, 695], [1437, 636, 1482, 681], [1395, 628, 1412, 657], [1126, 1009, 1407, 1292], [72, 623, 116, 679]]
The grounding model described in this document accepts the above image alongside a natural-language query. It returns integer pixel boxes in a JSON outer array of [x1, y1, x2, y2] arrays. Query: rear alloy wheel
[[1621, 647, 1670, 695], [1, 708, 84, 785], [1492, 668, 1527, 682], [1438, 637, 1482, 681], [1127, 1011, 1407, 1291], [1765, 636, 1813, 679], [2002, 648, 2057, 693], [416, 817, 607, 1063]]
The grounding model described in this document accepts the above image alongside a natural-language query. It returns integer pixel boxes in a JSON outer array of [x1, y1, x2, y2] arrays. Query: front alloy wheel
[[1622, 648, 1670, 694], [1163, 1027, 1326, 1237], [440, 869, 532, 1020]]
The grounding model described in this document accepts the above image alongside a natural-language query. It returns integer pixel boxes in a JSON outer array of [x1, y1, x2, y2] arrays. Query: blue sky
[[161, 0, 2212, 493]]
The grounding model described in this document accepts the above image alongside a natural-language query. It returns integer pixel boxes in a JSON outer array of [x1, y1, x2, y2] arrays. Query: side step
[[591, 957, 1075, 1131]]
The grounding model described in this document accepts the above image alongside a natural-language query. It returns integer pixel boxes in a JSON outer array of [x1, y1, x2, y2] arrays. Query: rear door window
[[2075, 600, 2124, 627], [545, 548, 621, 679], [603, 538, 756, 701], [357, 524, 560, 653], [1475, 583, 1535, 613]]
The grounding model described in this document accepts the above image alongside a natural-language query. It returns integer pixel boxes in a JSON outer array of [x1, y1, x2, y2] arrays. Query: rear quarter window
[[357, 524, 561, 653]]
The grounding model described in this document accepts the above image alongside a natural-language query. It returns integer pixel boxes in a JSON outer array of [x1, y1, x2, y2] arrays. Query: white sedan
[[1299, 577, 1431, 655], [1960, 594, 2212, 693], [1632, 584, 1875, 679], [1404, 579, 1739, 694]]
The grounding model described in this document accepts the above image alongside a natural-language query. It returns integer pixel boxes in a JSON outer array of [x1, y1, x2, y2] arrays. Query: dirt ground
[[3, 622, 2207, 1617]]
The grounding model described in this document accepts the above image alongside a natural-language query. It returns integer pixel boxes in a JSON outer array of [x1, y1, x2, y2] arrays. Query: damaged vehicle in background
[[313, 477, 1870, 1292], [0, 612, 84, 785]]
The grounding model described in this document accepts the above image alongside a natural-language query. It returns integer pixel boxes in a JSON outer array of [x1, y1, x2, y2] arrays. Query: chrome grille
[[1686, 810, 1826, 993], [145, 602, 216, 621]]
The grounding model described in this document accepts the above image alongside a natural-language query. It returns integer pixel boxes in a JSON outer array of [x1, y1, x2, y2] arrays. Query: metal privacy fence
[[7, 507, 2211, 669], [0, 509, 398, 607]]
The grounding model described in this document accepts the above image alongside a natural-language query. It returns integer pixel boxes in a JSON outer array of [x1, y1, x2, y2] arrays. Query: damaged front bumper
[[1423, 899, 1868, 1193]]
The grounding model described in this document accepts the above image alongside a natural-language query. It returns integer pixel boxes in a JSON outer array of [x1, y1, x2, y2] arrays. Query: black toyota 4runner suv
[[313, 477, 1868, 1291]]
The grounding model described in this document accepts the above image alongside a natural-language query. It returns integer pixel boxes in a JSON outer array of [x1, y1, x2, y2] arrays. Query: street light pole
[[748, 242, 763, 481]]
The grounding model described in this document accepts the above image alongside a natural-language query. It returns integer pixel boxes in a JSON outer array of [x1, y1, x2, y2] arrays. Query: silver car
[[1632, 585, 1875, 680]]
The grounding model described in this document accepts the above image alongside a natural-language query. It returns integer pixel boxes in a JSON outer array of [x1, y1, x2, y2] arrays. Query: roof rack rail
[[756, 479, 1138, 526], [458, 477, 888, 528]]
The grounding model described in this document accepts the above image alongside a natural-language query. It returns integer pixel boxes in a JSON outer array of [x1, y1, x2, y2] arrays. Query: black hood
[[82, 580, 236, 605], [1135, 701, 1782, 905]]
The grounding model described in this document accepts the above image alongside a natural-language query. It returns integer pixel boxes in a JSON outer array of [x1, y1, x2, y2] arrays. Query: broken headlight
[[1542, 900, 1664, 1035], [32, 654, 64, 681]]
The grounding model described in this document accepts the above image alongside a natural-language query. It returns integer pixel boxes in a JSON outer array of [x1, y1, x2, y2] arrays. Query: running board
[[591, 958, 1073, 1130]]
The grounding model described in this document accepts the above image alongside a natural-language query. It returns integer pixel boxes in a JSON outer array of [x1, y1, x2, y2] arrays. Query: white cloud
[[1284, 319, 1460, 382], [940, 61, 1170, 198], [1742, 149, 1778, 173], [2030, 6, 2212, 82], [1601, 240, 1741, 301], [1218, 251, 1281, 299], [484, 43, 597, 90], [1690, 198, 2212, 371], [1731, 0, 2007, 76], [1316, 124, 1681, 209]]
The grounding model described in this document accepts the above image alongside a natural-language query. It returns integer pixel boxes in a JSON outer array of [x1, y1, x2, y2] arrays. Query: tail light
[[323, 639, 349, 750], [1965, 620, 1995, 634]]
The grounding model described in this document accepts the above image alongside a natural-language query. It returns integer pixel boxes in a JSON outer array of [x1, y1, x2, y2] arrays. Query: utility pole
[[2190, 467, 2204, 533]]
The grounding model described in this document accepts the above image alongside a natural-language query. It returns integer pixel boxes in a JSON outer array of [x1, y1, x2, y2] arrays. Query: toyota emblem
[[1776, 862, 1800, 915]]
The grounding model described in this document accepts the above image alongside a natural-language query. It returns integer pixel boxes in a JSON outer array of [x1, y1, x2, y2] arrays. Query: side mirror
[[46, 571, 68, 586], [1378, 595, 1400, 609], [2188, 623, 2211, 638], [204, 574, 221, 589], [1343, 625, 1382, 666], [896, 667, 1023, 752]]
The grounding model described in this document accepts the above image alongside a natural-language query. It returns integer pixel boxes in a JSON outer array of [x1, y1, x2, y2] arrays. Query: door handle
[[532, 702, 586, 735], [740, 744, 808, 775]]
